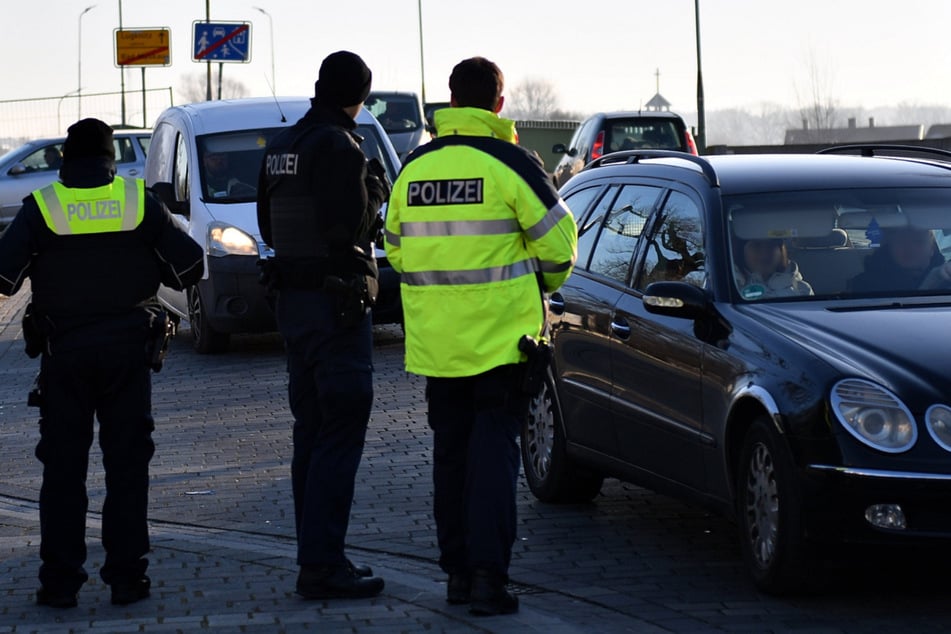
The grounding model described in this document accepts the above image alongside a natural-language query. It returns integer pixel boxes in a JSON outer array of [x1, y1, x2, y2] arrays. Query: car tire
[[187, 286, 229, 354], [736, 416, 807, 595], [521, 372, 603, 503]]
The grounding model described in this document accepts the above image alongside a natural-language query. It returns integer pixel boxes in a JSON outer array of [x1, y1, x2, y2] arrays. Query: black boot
[[110, 576, 151, 606], [347, 558, 373, 578], [468, 569, 518, 616], [296, 564, 384, 599], [36, 587, 78, 609], [446, 572, 471, 604]]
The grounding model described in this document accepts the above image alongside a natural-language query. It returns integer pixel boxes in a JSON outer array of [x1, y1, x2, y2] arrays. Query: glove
[[365, 158, 391, 204]]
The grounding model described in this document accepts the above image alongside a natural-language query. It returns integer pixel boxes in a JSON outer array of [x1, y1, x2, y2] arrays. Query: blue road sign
[[192, 21, 251, 63]]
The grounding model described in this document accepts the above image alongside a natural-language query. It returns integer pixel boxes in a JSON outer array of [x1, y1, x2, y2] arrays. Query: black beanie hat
[[314, 51, 372, 108], [63, 118, 115, 161]]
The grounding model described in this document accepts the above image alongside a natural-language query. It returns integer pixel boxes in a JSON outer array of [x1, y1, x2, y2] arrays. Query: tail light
[[684, 129, 699, 155], [591, 130, 605, 160]]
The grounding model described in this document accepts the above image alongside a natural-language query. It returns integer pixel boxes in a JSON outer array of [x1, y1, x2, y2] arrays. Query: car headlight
[[925, 404, 951, 452], [207, 222, 258, 257], [830, 378, 917, 453]]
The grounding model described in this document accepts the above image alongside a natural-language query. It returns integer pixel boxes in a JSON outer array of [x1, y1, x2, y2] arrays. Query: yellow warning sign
[[115, 28, 171, 67]]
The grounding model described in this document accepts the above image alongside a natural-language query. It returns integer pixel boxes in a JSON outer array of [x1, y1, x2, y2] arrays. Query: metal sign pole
[[205, 0, 212, 101], [118, 0, 126, 126], [142, 67, 147, 128]]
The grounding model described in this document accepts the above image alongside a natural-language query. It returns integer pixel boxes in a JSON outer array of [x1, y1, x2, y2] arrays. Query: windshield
[[605, 119, 684, 152], [726, 188, 951, 301], [364, 94, 422, 134], [196, 124, 398, 204]]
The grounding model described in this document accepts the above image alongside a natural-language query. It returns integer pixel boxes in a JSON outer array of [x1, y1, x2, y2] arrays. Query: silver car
[[0, 129, 151, 230], [364, 91, 429, 161]]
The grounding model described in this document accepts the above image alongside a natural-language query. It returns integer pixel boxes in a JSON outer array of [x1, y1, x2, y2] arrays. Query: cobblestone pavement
[[1, 288, 950, 632]]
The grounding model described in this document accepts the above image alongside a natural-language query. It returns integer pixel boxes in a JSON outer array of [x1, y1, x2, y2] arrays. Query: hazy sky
[[2, 0, 950, 131]]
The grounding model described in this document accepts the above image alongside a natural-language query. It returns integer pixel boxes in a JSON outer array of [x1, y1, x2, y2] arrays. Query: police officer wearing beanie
[[257, 51, 388, 599], [0, 118, 204, 608]]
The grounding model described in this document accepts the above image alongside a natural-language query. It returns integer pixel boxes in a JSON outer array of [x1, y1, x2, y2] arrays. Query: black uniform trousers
[[276, 288, 374, 567], [426, 364, 529, 578], [36, 342, 154, 594]]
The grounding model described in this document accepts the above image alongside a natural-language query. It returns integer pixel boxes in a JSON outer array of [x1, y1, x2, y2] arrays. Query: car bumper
[[802, 464, 951, 541], [202, 255, 275, 334]]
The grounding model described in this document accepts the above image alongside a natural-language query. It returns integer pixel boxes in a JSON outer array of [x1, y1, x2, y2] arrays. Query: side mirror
[[552, 143, 567, 155], [9, 163, 27, 175], [150, 182, 190, 217], [642, 281, 711, 320]]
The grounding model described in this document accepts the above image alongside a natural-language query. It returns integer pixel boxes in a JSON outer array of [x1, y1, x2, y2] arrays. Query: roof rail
[[586, 150, 719, 187], [817, 144, 951, 161]]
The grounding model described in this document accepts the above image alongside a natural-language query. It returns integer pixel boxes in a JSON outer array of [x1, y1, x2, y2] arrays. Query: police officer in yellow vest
[[384, 57, 578, 616], [0, 118, 204, 609]]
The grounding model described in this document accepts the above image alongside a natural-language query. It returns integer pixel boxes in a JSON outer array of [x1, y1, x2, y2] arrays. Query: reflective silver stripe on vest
[[401, 258, 538, 286], [121, 177, 140, 231], [384, 228, 401, 246], [524, 200, 571, 241], [399, 218, 520, 238], [36, 186, 71, 235]]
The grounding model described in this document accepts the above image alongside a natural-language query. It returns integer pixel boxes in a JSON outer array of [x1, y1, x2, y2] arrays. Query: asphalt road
[[1, 288, 950, 632]]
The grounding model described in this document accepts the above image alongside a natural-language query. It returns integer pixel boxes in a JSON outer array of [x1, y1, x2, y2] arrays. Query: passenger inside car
[[848, 226, 951, 293], [733, 237, 813, 300]]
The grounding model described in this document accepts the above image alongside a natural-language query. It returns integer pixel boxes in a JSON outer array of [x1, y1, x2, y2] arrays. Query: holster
[[146, 310, 174, 372], [22, 303, 49, 359], [323, 274, 373, 329], [518, 334, 553, 396], [257, 258, 281, 291]]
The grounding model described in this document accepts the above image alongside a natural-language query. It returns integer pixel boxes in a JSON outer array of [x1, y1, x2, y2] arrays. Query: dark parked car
[[551, 110, 697, 188], [522, 146, 951, 594]]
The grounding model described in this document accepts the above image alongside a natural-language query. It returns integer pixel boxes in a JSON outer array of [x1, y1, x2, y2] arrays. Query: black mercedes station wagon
[[522, 147, 951, 594]]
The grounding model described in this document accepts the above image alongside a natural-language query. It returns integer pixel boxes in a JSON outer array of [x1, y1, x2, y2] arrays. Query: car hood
[[734, 300, 951, 402]]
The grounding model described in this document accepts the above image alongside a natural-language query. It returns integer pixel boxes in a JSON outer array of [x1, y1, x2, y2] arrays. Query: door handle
[[127, 169, 139, 176], [611, 317, 631, 339], [549, 293, 566, 315]]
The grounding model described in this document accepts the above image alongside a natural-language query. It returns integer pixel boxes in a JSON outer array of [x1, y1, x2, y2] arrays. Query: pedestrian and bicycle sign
[[192, 22, 252, 63], [114, 28, 171, 67]]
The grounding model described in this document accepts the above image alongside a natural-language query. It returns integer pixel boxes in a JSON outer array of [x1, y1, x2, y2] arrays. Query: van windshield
[[197, 125, 398, 204], [364, 94, 422, 134]]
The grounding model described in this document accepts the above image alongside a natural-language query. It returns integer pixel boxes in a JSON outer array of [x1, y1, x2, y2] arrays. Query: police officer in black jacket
[[0, 118, 204, 609], [257, 51, 389, 599]]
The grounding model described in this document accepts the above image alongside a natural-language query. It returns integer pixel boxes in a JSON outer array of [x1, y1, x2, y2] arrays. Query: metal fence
[[0, 87, 174, 153]]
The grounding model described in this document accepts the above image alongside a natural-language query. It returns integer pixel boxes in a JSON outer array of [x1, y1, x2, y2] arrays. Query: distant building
[[644, 92, 671, 112], [785, 117, 923, 144]]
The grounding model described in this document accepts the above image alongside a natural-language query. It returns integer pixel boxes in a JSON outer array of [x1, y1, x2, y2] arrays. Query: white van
[[145, 97, 401, 353]]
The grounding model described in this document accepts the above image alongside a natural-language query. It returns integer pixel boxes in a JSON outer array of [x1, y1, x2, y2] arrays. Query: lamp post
[[417, 0, 426, 104], [78, 5, 96, 120], [694, 0, 706, 153], [253, 6, 275, 93], [58, 89, 82, 133]]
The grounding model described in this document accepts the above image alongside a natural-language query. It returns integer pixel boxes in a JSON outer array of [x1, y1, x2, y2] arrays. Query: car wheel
[[736, 416, 807, 594], [521, 373, 603, 503], [187, 286, 229, 354]]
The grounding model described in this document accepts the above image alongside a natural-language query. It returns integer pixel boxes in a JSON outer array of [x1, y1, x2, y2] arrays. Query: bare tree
[[178, 71, 250, 104], [792, 50, 839, 141], [506, 78, 560, 120]]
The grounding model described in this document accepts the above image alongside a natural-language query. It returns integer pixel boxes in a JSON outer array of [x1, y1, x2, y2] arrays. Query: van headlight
[[207, 222, 258, 257], [925, 405, 951, 452], [830, 378, 917, 453]]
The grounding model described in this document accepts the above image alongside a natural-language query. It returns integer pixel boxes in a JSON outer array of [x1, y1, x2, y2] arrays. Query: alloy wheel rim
[[745, 442, 779, 568], [525, 386, 555, 481], [188, 290, 202, 344]]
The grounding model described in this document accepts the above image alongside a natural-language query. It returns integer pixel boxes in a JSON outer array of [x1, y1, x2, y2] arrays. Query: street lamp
[[694, 0, 706, 153], [253, 6, 276, 93], [78, 5, 96, 120], [417, 0, 426, 104]]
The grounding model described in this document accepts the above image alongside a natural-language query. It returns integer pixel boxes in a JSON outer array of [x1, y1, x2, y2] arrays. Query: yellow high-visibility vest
[[32, 176, 145, 235], [385, 107, 578, 378]]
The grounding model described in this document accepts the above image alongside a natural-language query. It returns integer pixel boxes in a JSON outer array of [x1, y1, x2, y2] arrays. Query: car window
[[115, 137, 137, 164], [197, 129, 285, 202], [19, 143, 63, 172], [587, 184, 661, 283], [727, 188, 951, 301], [575, 185, 618, 269], [173, 133, 189, 203], [365, 94, 422, 133], [138, 135, 151, 157], [636, 191, 705, 289], [607, 119, 683, 153], [355, 124, 398, 183]]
